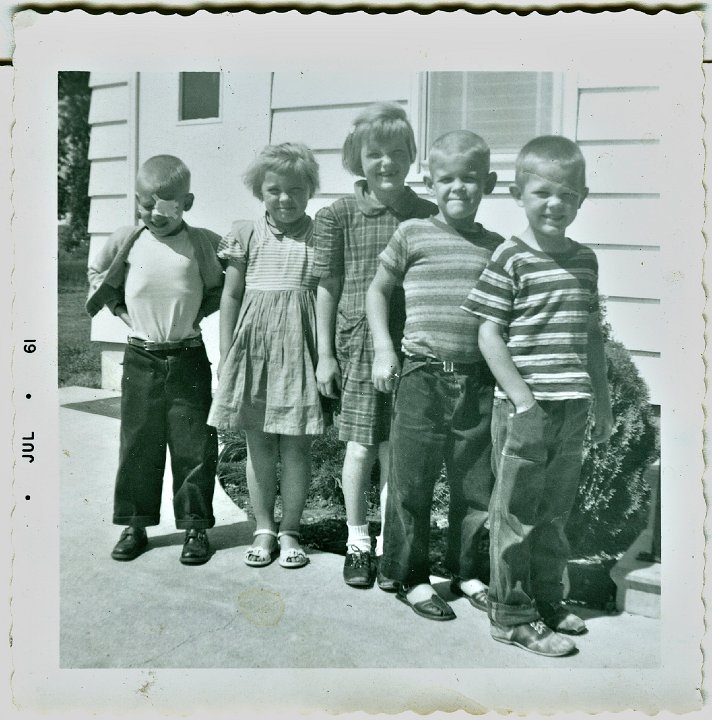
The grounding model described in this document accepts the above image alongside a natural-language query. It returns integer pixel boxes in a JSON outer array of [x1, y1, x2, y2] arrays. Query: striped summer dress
[[461, 235, 599, 401], [313, 181, 438, 445], [207, 215, 325, 435]]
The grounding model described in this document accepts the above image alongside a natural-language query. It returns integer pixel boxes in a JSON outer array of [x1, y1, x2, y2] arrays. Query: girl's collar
[[353, 179, 417, 217], [264, 212, 311, 238]]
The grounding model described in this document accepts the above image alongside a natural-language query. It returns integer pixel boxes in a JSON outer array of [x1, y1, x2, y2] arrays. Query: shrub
[[566, 322, 658, 558]]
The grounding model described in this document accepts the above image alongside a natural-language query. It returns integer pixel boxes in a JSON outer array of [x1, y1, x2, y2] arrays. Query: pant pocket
[[502, 402, 547, 461]]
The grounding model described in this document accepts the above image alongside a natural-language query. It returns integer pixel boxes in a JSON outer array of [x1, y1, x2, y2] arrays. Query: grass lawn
[[58, 256, 101, 388]]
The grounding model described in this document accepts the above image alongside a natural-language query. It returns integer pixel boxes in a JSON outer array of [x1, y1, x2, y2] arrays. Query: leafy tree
[[58, 71, 91, 254]]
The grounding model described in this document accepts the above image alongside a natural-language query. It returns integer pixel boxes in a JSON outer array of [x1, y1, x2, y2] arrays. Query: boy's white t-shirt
[[124, 228, 203, 343]]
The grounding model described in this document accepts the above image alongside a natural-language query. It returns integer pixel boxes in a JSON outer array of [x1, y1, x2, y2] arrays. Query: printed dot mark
[[25, 394, 31, 399], [25, 495, 30, 501]]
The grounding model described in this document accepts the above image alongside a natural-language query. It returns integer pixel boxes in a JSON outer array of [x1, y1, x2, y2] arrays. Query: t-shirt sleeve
[[313, 203, 345, 278], [460, 248, 515, 326], [378, 225, 409, 283], [217, 221, 252, 266]]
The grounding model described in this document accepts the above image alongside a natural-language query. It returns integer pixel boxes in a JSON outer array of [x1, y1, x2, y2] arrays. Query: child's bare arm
[[316, 276, 343, 398], [478, 320, 536, 413], [587, 311, 613, 444], [366, 264, 401, 393], [218, 263, 246, 377]]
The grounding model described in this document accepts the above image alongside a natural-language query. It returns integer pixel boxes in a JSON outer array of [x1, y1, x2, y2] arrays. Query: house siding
[[87, 73, 136, 360], [87, 70, 662, 401]]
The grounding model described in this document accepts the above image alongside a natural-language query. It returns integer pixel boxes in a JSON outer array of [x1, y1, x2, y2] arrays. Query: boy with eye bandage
[[87, 154, 224, 566]]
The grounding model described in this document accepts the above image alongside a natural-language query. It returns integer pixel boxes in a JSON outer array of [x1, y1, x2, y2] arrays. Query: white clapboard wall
[[87, 71, 661, 404]]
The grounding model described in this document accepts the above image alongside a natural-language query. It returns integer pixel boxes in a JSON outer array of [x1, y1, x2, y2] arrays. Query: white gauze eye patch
[[152, 195, 181, 219]]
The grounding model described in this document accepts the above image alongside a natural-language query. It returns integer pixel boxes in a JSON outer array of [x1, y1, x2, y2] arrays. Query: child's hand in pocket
[[116, 305, 132, 329], [372, 350, 401, 393]]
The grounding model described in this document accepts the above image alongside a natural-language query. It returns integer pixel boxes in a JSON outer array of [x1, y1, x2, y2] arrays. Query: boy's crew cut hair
[[515, 135, 587, 188], [138, 155, 191, 194], [244, 142, 321, 199], [342, 102, 417, 177], [428, 130, 491, 172]]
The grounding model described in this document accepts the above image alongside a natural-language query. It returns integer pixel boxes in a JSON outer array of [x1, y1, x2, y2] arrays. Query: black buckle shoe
[[180, 529, 211, 566], [343, 546, 374, 587], [111, 526, 147, 561], [450, 577, 489, 612], [396, 585, 456, 621]]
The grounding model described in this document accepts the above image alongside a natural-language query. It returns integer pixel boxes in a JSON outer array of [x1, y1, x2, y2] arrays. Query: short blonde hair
[[244, 143, 320, 199], [515, 135, 586, 189], [428, 130, 491, 174], [137, 155, 191, 194], [342, 102, 417, 177]]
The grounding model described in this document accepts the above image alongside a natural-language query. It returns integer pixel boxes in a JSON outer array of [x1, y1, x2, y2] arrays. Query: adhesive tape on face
[[152, 195, 181, 219]]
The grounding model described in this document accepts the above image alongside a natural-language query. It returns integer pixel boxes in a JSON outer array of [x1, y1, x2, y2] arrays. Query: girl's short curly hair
[[342, 102, 417, 177], [244, 142, 320, 199]]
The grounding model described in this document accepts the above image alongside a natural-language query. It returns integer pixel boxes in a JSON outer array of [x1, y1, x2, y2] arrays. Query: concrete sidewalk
[[59, 386, 660, 669]]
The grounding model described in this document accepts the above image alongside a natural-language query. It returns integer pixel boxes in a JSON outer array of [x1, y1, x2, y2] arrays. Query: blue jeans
[[382, 358, 495, 586], [488, 397, 589, 626], [113, 343, 217, 530]]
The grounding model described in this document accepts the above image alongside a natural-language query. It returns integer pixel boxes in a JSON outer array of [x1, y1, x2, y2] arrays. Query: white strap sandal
[[277, 530, 309, 569], [244, 529, 278, 567]]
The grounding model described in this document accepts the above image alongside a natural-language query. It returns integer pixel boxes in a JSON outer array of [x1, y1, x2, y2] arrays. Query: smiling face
[[360, 134, 412, 202], [426, 150, 496, 231], [135, 176, 193, 238], [260, 170, 310, 226], [511, 160, 588, 242]]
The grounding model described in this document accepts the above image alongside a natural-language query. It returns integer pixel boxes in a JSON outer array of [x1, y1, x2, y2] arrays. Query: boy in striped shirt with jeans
[[367, 130, 503, 621], [463, 136, 613, 656]]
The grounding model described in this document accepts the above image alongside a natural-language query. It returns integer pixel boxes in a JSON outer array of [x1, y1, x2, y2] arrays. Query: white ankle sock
[[346, 524, 371, 553], [374, 532, 385, 557]]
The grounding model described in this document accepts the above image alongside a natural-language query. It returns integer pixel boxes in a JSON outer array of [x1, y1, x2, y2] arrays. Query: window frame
[[177, 71, 223, 126], [413, 71, 573, 189]]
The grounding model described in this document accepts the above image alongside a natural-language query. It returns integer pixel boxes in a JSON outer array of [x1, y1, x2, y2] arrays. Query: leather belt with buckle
[[406, 355, 486, 375], [127, 336, 203, 351]]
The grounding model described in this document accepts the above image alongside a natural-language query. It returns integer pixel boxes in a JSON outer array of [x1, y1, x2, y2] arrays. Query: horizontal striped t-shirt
[[379, 216, 503, 363], [461, 235, 599, 400]]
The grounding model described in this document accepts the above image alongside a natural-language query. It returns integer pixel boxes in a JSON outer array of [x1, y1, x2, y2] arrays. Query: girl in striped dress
[[208, 143, 323, 570]]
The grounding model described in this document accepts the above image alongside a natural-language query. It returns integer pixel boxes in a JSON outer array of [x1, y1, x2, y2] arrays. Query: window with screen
[[179, 72, 221, 121], [425, 72, 556, 157]]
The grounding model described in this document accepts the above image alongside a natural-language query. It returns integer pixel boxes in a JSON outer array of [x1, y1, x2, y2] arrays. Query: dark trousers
[[382, 358, 495, 586], [113, 343, 217, 530], [488, 397, 589, 626]]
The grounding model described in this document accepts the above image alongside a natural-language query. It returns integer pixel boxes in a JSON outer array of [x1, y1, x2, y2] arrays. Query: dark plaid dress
[[313, 181, 437, 444]]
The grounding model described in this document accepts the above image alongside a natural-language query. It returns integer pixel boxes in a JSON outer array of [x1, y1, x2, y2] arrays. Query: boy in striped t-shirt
[[463, 136, 613, 657], [367, 130, 503, 621]]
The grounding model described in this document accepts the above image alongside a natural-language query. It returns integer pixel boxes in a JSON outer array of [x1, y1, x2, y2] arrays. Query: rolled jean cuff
[[488, 598, 540, 627]]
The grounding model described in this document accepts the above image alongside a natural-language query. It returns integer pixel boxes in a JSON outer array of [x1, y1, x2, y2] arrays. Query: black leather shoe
[[343, 546, 373, 587], [376, 558, 398, 592], [450, 578, 489, 612], [111, 526, 147, 561], [396, 586, 456, 621], [180, 529, 211, 565]]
